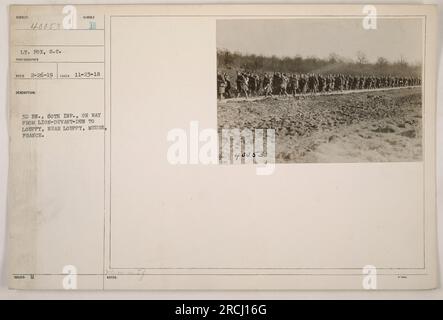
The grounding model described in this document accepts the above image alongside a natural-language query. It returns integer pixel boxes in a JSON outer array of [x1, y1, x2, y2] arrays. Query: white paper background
[[0, 0, 442, 299]]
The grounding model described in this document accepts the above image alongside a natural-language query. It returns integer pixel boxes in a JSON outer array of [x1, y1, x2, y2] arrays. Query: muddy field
[[217, 87, 422, 163]]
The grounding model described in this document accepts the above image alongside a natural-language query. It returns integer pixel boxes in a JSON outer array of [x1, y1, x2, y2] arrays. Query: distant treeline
[[217, 49, 421, 77]]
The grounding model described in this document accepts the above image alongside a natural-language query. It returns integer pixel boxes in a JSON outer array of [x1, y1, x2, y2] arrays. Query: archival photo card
[[7, 4, 437, 291]]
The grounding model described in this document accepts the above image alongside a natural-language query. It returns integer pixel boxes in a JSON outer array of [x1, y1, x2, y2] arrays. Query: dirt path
[[218, 87, 422, 163], [218, 85, 421, 104]]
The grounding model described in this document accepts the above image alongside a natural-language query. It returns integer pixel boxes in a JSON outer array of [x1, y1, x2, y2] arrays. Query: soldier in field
[[217, 71, 226, 100], [280, 73, 289, 96], [248, 72, 257, 96], [289, 74, 299, 96], [262, 73, 273, 97], [236, 71, 249, 98]]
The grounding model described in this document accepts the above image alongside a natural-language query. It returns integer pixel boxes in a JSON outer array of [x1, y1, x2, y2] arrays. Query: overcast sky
[[217, 18, 423, 64]]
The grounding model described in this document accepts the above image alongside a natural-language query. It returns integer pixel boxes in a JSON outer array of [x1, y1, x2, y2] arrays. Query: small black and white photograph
[[217, 18, 423, 163]]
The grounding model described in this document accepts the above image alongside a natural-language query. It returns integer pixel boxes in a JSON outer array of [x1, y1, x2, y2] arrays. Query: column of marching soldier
[[217, 71, 421, 99]]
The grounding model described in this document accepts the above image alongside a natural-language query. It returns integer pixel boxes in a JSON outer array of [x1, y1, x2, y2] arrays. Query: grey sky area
[[217, 18, 423, 64]]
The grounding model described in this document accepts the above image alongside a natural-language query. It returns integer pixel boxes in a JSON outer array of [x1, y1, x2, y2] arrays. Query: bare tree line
[[217, 49, 421, 77]]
